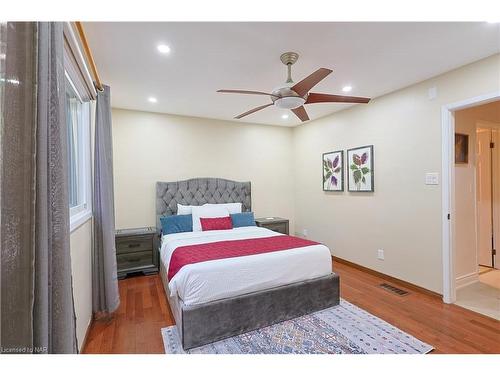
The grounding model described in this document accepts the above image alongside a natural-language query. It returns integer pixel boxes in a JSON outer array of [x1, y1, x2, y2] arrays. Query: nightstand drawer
[[117, 250, 153, 270], [116, 235, 152, 254], [264, 222, 288, 235]]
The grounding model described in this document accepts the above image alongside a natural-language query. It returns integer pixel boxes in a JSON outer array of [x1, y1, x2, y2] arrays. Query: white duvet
[[160, 226, 332, 306]]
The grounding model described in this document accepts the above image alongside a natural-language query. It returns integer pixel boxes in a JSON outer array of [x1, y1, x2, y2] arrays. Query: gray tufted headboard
[[156, 177, 251, 229]]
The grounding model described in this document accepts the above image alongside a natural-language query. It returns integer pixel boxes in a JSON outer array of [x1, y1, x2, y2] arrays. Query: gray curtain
[[0, 22, 78, 354], [92, 85, 120, 315], [1, 21, 38, 354]]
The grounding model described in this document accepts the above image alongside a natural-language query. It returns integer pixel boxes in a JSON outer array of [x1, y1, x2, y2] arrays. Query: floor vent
[[380, 283, 409, 296]]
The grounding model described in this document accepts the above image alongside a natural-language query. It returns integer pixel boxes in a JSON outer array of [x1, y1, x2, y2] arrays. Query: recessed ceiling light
[[148, 97, 158, 103], [342, 85, 352, 92], [157, 44, 171, 54], [281, 114, 289, 119]]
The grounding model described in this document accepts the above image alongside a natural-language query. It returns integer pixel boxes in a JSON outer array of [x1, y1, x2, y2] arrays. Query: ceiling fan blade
[[291, 68, 333, 97], [235, 103, 273, 119], [306, 93, 371, 104], [291, 106, 310, 122], [217, 89, 279, 98]]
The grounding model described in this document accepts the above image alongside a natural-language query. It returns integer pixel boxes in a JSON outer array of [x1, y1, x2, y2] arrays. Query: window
[[65, 72, 92, 231], [63, 22, 96, 231]]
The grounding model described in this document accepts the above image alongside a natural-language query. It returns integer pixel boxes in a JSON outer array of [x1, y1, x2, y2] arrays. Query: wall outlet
[[377, 249, 385, 260], [302, 229, 308, 237]]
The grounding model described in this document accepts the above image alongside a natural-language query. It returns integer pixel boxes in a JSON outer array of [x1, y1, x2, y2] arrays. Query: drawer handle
[[127, 257, 141, 262], [128, 243, 141, 248]]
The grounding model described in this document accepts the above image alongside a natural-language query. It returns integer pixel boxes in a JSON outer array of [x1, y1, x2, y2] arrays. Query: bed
[[156, 178, 340, 349]]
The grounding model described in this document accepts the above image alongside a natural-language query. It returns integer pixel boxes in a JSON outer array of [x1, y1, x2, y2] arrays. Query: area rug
[[161, 299, 433, 354]]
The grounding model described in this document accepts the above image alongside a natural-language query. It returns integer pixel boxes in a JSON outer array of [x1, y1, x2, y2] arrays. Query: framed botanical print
[[347, 145, 374, 192], [322, 150, 344, 191]]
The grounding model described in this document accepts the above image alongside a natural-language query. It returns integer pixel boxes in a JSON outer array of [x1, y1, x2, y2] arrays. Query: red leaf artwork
[[353, 154, 362, 166]]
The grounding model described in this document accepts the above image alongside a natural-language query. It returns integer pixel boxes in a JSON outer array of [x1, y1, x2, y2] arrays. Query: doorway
[[451, 102, 500, 320], [441, 91, 500, 310]]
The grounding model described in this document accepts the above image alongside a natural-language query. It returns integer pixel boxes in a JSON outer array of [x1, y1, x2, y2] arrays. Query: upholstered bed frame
[[156, 177, 340, 350]]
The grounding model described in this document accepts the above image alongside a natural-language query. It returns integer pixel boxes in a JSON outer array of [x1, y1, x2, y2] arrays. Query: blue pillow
[[160, 214, 193, 235], [230, 212, 256, 228]]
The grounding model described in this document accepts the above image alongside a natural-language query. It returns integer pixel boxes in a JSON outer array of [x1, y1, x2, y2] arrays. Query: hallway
[[455, 269, 500, 320]]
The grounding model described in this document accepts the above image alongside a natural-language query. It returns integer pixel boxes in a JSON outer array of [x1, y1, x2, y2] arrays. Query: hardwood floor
[[83, 275, 174, 353], [82, 261, 500, 354]]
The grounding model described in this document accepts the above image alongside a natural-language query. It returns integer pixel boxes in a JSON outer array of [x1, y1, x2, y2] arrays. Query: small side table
[[255, 217, 289, 235], [115, 227, 159, 279]]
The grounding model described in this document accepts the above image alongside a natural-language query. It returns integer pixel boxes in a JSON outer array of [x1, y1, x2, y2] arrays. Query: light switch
[[425, 173, 439, 185]]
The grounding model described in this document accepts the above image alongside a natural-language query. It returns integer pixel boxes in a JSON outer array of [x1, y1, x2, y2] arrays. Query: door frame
[[476, 120, 500, 269], [441, 91, 500, 304]]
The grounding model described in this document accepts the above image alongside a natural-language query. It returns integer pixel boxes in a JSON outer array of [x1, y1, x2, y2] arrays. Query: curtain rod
[[74, 22, 104, 92]]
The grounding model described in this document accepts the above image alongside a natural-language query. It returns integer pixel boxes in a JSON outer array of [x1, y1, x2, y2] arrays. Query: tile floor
[[455, 268, 500, 320], [478, 265, 493, 275]]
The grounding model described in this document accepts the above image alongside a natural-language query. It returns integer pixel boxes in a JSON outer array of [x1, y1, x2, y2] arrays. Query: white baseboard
[[455, 272, 479, 289]]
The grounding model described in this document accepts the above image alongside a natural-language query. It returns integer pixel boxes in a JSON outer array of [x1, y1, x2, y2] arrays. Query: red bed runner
[[168, 235, 321, 280]]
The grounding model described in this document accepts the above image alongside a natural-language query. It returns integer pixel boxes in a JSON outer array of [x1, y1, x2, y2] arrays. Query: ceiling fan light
[[274, 96, 306, 109]]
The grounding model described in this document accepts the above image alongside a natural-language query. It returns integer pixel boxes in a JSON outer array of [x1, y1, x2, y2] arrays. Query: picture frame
[[322, 150, 344, 191], [455, 133, 469, 164], [347, 145, 374, 192]]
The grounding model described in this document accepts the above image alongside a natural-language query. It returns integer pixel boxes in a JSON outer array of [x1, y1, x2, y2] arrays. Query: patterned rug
[[161, 299, 433, 354]]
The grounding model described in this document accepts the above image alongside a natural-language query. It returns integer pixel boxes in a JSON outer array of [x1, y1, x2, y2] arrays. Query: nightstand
[[255, 217, 289, 235], [115, 227, 159, 279]]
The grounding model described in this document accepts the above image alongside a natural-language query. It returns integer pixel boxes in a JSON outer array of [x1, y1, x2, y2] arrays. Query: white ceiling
[[83, 22, 500, 126]]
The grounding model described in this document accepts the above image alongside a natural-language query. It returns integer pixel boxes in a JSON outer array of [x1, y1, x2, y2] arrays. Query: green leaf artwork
[[353, 169, 362, 183], [349, 149, 372, 191], [323, 152, 343, 191]]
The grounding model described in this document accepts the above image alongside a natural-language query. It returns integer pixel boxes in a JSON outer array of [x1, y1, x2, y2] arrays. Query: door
[[476, 127, 493, 267], [493, 128, 500, 269]]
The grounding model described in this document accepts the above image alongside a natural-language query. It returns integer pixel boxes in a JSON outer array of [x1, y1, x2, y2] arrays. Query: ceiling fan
[[217, 52, 370, 122]]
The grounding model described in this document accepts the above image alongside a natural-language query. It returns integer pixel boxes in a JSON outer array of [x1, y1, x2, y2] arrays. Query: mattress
[[160, 226, 332, 306]]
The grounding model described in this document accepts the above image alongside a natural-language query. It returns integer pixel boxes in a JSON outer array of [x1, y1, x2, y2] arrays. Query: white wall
[[112, 109, 296, 231], [69, 101, 95, 352], [454, 101, 500, 281], [292, 54, 500, 294], [110, 53, 499, 296], [70, 220, 93, 351]]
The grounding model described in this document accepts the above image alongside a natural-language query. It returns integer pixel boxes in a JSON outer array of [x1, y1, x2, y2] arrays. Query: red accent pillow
[[200, 216, 233, 231]]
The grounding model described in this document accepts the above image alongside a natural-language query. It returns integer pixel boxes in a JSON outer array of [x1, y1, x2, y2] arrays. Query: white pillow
[[191, 205, 230, 232], [203, 202, 242, 214], [177, 203, 197, 215]]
